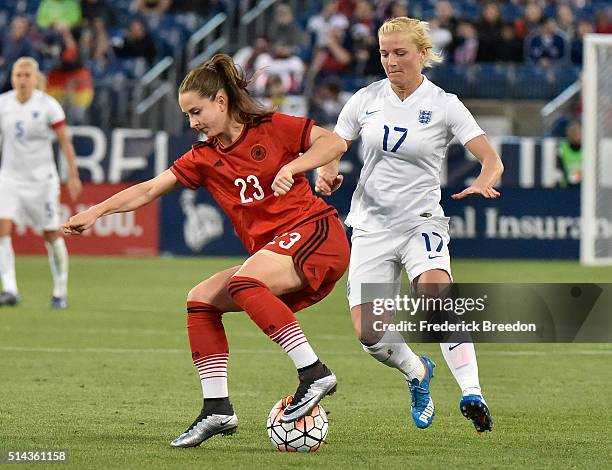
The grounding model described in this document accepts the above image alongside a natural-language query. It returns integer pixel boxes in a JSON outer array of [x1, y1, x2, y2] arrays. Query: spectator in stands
[[252, 42, 306, 95], [267, 3, 305, 55], [556, 4, 576, 39], [133, 0, 171, 28], [429, 18, 453, 57], [308, 78, 348, 128], [37, 0, 82, 29], [307, 0, 349, 49], [308, 25, 352, 81], [571, 18, 594, 65], [346, 0, 380, 75], [80, 16, 112, 69], [476, 2, 503, 62], [595, 6, 612, 34], [306, 0, 352, 83], [379, 0, 409, 23], [435, 1, 458, 38], [452, 20, 479, 65], [233, 36, 271, 78], [113, 17, 157, 66], [0, 17, 38, 90], [514, 1, 543, 39], [263, 74, 289, 109], [46, 25, 94, 123], [497, 22, 524, 63], [525, 17, 570, 66], [557, 121, 582, 187], [80, 0, 118, 27]]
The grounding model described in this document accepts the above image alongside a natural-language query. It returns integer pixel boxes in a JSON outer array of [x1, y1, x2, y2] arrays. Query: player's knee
[[351, 305, 384, 346], [43, 230, 61, 243], [187, 282, 214, 304]]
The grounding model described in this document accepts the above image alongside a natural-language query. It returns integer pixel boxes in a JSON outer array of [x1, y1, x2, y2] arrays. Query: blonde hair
[[12, 56, 40, 73], [378, 17, 443, 68], [37, 71, 47, 91]]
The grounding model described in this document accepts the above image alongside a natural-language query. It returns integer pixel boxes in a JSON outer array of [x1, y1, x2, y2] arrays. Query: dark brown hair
[[179, 54, 273, 124]]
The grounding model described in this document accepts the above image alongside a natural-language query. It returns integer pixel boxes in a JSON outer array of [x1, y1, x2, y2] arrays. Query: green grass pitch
[[1, 257, 611, 469]]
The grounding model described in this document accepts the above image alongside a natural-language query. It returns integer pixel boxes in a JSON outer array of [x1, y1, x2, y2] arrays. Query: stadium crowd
[[0, 0, 609, 125]]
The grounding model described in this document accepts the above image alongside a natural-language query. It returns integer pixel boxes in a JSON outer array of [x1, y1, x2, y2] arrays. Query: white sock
[[269, 320, 319, 369], [0, 236, 18, 294], [46, 237, 68, 298], [363, 329, 425, 381], [440, 342, 482, 396], [195, 353, 229, 398]]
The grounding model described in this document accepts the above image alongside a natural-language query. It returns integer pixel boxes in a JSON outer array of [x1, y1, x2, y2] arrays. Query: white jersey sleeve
[[334, 88, 366, 141], [445, 95, 484, 146], [45, 95, 66, 127]]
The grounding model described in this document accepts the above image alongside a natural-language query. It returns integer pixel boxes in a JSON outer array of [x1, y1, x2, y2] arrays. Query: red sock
[[227, 276, 318, 369], [187, 301, 229, 398]]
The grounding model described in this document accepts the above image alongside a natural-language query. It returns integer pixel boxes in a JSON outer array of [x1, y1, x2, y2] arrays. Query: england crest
[[418, 110, 432, 125]]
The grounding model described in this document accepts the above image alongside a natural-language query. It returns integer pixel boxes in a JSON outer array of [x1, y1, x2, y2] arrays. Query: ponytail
[[179, 54, 274, 124]]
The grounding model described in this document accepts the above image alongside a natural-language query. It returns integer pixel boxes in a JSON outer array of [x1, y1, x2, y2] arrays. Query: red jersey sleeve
[[170, 147, 206, 190], [271, 113, 315, 157]]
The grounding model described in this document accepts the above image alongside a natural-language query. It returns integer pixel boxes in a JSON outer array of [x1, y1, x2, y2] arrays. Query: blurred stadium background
[[1, 0, 612, 467], [3, 0, 610, 260]]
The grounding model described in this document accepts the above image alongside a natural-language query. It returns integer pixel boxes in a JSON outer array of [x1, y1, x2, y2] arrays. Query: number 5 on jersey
[[235, 175, 264, 203]]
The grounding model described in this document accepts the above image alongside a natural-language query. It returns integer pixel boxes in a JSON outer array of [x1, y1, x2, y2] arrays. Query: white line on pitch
[[0, 346, 611, 356]]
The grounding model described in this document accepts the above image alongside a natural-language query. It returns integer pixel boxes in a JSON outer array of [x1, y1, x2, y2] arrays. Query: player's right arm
[[63, 169, 181, 235]]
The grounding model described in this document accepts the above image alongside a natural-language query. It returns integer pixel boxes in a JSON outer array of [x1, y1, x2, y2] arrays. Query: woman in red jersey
[[63, 54, 349, 448]]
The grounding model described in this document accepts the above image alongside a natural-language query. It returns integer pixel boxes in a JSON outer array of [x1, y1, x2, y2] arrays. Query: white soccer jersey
[[335, 76, 484, 232], [0, 89, 65, 183]]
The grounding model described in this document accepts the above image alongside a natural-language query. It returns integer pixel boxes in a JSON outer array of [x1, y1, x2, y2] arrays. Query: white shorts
[[347, 217, 453, 309], [0, 176, 61, 232]]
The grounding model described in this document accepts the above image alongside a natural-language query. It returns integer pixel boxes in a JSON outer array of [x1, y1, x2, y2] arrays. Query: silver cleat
[[280, 373, 337, 423], [170, 413, 238, 448]]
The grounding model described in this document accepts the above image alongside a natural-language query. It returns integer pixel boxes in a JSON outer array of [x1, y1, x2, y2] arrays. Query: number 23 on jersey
[[234, 175, 264, 203]]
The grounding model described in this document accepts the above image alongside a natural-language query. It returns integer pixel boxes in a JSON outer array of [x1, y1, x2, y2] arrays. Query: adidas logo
[[214, 159, 224, 167]]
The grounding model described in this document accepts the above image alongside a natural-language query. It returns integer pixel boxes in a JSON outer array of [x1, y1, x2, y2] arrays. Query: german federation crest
[[418, 110, 432, 125]]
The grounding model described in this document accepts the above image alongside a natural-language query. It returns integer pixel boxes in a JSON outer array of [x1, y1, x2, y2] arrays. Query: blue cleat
[[50, 296, 68, 309], [408, 356, 435, 429], [460, 394, 493, 432]]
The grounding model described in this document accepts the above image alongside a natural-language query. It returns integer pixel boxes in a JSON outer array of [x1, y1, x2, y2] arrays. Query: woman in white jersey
[[318, 17, 503, 432], [0, 57, 82, 308]]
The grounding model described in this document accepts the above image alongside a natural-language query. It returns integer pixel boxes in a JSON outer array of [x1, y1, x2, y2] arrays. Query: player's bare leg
[[352, 303, 435, 428], [229, 250, 337, 423], [415, 269, 492, 432], [43, 229, 69, 309], [0, 218, 19, 306]]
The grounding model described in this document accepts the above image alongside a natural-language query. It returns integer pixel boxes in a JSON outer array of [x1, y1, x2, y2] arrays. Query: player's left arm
[[451, 135, 504, 200], [272, 125, 347, 196], [53, 123, 82, 201]]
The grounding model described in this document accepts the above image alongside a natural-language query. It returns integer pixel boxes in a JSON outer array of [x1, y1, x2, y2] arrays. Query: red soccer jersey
[[170, 113, 337, 254]]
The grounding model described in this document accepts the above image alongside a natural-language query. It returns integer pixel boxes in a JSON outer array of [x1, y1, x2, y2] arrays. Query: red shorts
[[262, 215, 350, 312]]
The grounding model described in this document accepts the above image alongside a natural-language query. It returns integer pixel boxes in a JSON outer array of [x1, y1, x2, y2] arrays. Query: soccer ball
[[266, 396, 328, 452]]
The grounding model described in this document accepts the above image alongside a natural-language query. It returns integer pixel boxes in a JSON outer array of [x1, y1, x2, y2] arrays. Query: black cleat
[[0, 291, 20, 306], [281, 361, 337, 423]]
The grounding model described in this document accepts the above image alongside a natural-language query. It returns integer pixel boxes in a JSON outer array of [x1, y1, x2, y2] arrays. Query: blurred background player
[[557, 120, 582, 187], [63, 54, 349, 447], [316, 17, 503, 432], [0, 57, 82, 308]]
